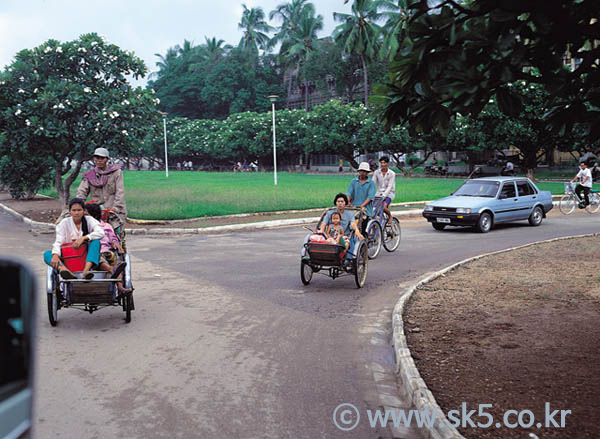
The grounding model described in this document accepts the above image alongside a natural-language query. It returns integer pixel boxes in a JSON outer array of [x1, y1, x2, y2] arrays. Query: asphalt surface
[[1, 208, 598, 439]]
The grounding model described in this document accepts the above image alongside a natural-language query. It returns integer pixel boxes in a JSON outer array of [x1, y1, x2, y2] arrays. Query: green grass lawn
[[39, 171, 565, 220]]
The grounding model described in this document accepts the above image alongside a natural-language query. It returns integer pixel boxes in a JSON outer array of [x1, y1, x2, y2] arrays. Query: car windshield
[[454, 180, 500, 197]]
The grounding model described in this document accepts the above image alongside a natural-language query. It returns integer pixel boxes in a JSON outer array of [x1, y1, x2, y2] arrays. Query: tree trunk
[[286, 68, 294, 108], [63, 159, 84, 206], [361, 54, 369, 108], [55, 163, 67, 209]]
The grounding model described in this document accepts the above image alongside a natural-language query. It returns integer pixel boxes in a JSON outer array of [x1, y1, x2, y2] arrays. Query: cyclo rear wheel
[[365, 221, 382, 259]]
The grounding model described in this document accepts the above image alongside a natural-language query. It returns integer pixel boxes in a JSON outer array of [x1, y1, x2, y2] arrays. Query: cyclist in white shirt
[[372, 156, 396, 222], [571, 160, 592, 207]]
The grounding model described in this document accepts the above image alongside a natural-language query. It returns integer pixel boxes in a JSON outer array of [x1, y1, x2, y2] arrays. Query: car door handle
[[532, 196, 536, 199], [514, 199, 518, 201]]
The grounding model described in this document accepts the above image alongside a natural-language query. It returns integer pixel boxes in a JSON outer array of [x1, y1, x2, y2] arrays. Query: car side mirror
[[0, 259, 36, 439]]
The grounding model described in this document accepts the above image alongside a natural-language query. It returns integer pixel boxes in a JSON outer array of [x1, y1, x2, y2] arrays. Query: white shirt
[[52, 216, 105, 255], [373, 168, 396, 199], [577, 168, 592, 188], [505, 162, 514, 171]]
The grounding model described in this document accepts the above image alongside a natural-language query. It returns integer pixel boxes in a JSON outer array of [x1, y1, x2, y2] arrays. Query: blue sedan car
[[422, 177, 554, 233]]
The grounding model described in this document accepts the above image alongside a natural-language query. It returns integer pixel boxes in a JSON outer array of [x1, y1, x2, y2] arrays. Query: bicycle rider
[[372, 156, 396, 223], [571, 160, 592, 208]]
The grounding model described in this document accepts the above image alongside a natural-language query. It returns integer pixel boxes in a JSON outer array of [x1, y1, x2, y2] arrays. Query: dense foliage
[[0, 33, 159, 204]]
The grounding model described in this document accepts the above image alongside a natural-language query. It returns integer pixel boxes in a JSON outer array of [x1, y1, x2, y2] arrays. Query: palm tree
[[281, 6, 323, 110], [238, 4, 274, 56], [270, 0, 317, 106], [200, 36, 229, 62], [151, 47, 179, 79], [379, 0, 410, 61], [333, 0, 386, 107]]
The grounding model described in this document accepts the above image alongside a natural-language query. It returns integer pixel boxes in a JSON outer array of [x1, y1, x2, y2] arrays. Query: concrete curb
[[126, 200, 429, 225], [392, 232, 600, 439], [0, 196, 563, 236], [0, 203, 56, 232], [0, 200, 424, 235]]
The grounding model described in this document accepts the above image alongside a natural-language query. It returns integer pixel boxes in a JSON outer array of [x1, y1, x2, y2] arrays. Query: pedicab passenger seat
[[305, 235, 347, 266]]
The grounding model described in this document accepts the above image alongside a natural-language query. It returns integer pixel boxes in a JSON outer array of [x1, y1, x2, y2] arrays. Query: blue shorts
[[383, 197, 391, 207]]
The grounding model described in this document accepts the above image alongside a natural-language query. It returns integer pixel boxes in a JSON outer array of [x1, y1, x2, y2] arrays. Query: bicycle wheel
[[586, 193, 600, 214], [383, 217, 401, 252], [559, 195, 576, 215], [365, 221, 382, 259]]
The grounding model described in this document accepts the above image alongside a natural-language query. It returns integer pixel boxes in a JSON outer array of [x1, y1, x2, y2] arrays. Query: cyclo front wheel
[[383, 217, 401, 252], [559, 194, 576, 215], [300, 259, 313, 285], [354, 242, 368, 288], [365, 221, 382, 259], [47, 292, 58, 327]]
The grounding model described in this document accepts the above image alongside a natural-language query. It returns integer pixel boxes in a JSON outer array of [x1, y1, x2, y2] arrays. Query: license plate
[[437, 217, 451, 223]]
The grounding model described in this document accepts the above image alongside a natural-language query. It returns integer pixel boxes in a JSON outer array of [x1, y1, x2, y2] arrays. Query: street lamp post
[[267, 95, 279, 186], [160, 111, 169, 178]]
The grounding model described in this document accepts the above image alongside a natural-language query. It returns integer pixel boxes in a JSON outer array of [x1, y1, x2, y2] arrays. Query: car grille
[[432, 207, 457, 213]]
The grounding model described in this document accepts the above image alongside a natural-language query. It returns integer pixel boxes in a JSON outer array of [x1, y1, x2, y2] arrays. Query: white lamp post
[[160, 111, 169, 178], [267, 95, 279, 186]]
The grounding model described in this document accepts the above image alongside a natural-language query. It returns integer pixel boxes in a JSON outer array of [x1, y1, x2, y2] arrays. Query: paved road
[[1, 209, 597, 439]]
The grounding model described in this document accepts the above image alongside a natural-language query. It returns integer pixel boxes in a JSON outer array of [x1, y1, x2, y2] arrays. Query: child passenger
[[326, 212, 350, 251], [84, 203, 132, 294]]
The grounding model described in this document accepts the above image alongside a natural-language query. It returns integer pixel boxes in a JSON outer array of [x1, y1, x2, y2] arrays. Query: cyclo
[[46, 208, 134, 325], [300, 207, 369, 288]]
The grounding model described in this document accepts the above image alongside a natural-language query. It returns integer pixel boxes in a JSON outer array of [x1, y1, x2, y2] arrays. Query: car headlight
[[456, 208, 472, 214], [424, 205, 433, 212]]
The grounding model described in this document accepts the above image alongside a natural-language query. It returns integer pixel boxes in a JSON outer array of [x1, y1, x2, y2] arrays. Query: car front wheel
[[476, 212, 492, 233], [432, 223, 446, 231]]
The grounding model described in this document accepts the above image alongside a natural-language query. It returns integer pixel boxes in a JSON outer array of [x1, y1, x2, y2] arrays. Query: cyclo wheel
[[300, 259, 313, 285], [47, 292, 58, 327], [586, 193, 600, 214], [354, 241, 368, 288], [559, 195, 576, 215], [383, 217, 401, 252], [365, 221, 382, 259], [123, 293, 132, 323]]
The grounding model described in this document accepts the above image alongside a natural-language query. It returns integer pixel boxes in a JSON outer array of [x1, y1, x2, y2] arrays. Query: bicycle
[[365, 198, 401, 259], [559, 182, 600, 214]]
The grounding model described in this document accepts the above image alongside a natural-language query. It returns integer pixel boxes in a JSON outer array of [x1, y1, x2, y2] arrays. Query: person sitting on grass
[[84, 203, 132, 295], [43, 198, 104, 280]]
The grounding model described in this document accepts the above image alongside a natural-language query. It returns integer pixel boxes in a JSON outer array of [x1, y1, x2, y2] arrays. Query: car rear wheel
[[528, 206, 544, 226], [432, 223, 446, 231], [476, 212, 492, 233]]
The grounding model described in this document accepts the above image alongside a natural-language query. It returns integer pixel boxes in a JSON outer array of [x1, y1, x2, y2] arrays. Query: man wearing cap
[[77, 147, 127, 222], [347, 162, 377, 233]]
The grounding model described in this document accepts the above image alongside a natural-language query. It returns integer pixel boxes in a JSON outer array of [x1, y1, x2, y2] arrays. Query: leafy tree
[[333, 0, 386, 107], [149, 46, 283, 119], [0, 33, 159, 205], [374, 0, 600, 139]]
